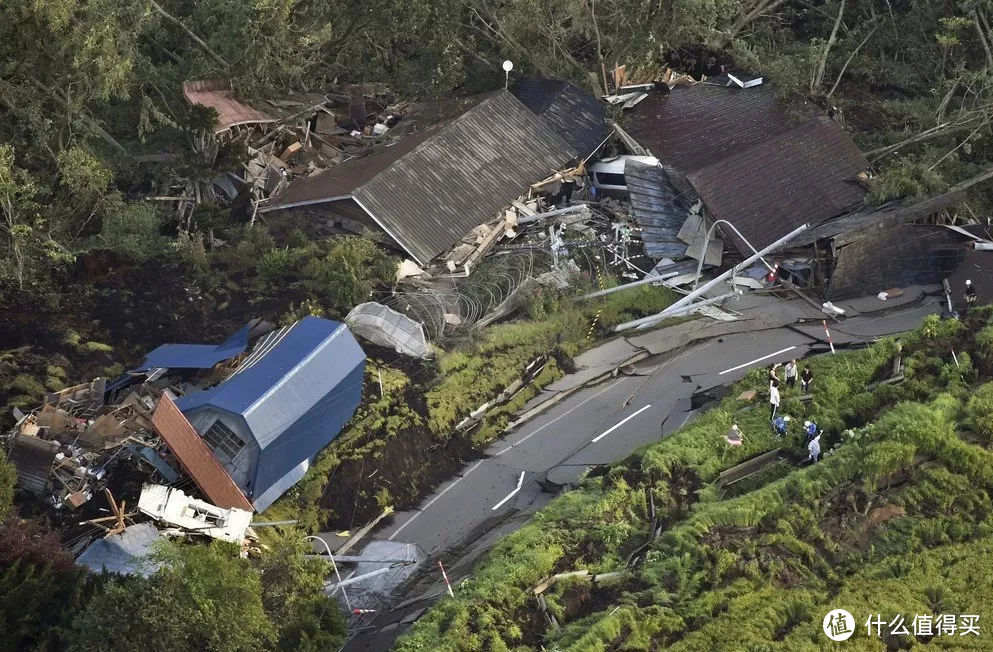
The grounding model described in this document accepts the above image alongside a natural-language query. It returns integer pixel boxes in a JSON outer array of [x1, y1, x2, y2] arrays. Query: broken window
[[202, 419, 245, 462], [594, 172, 627, 187]]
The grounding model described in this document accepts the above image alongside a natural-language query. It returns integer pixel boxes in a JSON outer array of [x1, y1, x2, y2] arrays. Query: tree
[[302, 235, 396, 316], [0, 451, 12, 521], [257, 534, 347, 650], [0, 517, 100, 652], [71, 540, 274, 652]]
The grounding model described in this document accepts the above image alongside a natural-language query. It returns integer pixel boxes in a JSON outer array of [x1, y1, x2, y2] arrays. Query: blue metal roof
[[175, 316, 366, 509], [138, 324, 251, 371]]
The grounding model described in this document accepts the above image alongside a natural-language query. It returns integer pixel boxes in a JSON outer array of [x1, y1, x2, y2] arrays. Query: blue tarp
[[137, 324, 251, 371]]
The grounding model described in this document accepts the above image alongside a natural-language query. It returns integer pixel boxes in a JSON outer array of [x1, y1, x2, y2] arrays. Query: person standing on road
[[769, 379, 781, 420], [784, 359, 798, 389], [801, 366, 813, 393], [808, 434, 821, 463]]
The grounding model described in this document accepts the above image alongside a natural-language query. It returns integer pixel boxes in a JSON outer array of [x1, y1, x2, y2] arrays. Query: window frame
[[202, 418, 246, 463]]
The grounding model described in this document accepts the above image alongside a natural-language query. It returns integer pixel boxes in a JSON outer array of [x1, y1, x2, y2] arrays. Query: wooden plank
[[717, 448, 782, 485]]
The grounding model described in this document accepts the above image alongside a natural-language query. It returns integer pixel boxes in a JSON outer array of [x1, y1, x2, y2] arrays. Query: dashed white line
[[491, 471, 526, 510], [387, 460, 483, 541], [495, 378, 627, 456], [590, 404, 652, 443], [718, 345, 797, 375]]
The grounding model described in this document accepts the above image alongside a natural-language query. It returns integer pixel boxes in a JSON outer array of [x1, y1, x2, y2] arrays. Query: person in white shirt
[[769, 380, 781, 420], [784, 359, 798, 388], [808, 434, 821, 463]]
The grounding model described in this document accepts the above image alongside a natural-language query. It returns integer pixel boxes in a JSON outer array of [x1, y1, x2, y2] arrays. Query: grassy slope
[[396, 308, 993, 651]]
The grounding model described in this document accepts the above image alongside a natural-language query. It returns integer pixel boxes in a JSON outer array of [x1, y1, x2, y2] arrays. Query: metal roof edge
[[350, 193, 428, 265], [258, 194, 353, 214], [242, 322, 354, 422]]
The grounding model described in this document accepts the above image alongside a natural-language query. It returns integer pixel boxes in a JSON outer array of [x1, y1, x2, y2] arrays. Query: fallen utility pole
[[517, 203, 590, 225], [574, 270, 681, 301], [614, 292, 737, 332], [613, 224, 810, 332]]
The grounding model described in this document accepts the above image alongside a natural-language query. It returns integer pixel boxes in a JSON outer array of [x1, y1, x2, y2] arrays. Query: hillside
[[396, 307, 993, 650]]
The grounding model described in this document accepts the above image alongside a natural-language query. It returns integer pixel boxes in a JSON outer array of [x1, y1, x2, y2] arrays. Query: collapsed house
[[172, 317, 365, 512], [609, 72, 982, 297], [259, 90, 581, 268], [3, 316, 367, 571]]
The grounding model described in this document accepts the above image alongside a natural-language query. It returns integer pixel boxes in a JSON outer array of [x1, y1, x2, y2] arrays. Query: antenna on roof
[[502, 60, 514, 90]]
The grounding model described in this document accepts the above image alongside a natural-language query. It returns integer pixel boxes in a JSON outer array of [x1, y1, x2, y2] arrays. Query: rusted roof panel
[[624, 82, 804, 175], [151, 394, 253, 511], [687, 117, 869, 256], [182, 79, 276, 134]]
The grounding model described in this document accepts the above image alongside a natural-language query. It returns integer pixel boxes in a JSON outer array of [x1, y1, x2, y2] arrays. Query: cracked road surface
[[344, 297, 941, 649]]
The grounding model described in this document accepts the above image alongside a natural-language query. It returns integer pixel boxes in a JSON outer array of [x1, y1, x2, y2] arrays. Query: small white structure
[[589, 155, 659, 196], [138, 484, 253, 544]]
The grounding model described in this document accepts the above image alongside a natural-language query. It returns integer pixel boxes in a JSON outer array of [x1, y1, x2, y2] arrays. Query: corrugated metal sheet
[[625, 82, 805, 175], [175, 317, 365, 508], [624, 159, 689, 259], [138, 324, 250, 371], [828, 224, 968, 300], [8, 434, 57, 495], [76, 523, 162, 577], [182, 80, 277, 133], [263, 91, 576, 264], [687, 117, 868, 256], [151, 394, 253, 511], [678, 213, 723, 267], [512, 78, 607, 156]]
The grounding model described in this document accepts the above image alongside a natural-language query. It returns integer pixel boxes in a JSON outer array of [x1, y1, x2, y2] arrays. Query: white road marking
[[590, 404, 652, 443], [718, 345, 797, 375], [387, 460, 484, 541], [679, 410, 694, 428], [491, 471, 527, 510], [495, 378, 627, 456]]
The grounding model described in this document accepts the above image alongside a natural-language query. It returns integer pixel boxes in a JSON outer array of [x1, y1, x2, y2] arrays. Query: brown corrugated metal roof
[[687, 116, 869, 256], [624, 82, 806, 175], [182, 79, 276, 134], [151, 394, 253, 511], [262, 90, 577, 264], [259, 125, 444, 210]]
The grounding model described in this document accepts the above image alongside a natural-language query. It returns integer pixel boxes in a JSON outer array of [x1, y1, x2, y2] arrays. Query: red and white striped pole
[[822, 320, 836, 354], [438, 560, 455, 597]]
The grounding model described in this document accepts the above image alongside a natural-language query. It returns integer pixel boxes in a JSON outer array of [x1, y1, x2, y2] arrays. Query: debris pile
[[167, 80, 410, 229], [3, 316, 367, 571]]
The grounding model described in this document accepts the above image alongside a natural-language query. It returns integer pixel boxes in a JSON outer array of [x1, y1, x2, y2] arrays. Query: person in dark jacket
[[801, 366, 813, 393]]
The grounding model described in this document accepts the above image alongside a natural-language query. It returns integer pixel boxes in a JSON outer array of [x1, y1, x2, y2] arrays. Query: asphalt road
[[345, 297, 941, 649], [378, 298, 939, 555]]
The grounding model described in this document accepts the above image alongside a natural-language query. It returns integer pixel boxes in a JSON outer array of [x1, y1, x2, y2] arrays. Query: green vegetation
[[0, 518, 346, 652], [397, 309, 993, 650]]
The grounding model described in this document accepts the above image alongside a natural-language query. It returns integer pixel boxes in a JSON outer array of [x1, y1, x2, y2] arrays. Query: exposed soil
[[318, 425, 478, 531]]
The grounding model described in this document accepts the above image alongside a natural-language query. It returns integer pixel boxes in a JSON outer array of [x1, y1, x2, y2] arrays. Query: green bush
[[966, 382, 993, 444]]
